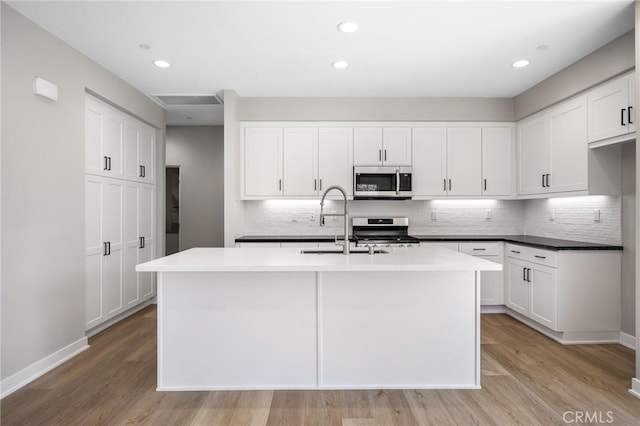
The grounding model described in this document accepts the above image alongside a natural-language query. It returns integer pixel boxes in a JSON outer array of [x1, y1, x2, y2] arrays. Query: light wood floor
[[2, 306, 639, 425]]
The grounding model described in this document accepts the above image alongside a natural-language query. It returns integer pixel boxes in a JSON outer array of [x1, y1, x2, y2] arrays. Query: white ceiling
[[7, 1, 635, 125]]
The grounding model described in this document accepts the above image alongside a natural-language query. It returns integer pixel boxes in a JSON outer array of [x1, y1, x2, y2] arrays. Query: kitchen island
[[137, 246, 502, 391]]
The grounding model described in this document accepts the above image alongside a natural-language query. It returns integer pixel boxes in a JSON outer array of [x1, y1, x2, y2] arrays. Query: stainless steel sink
[[300, 248, 389, 255]]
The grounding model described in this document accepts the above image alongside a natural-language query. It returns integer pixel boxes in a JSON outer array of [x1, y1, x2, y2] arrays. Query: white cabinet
[[86, 96, 155, 183], [504, 244, 621, 340], [242, 126, 353, 199], [517, 97, 588, 195], [459, 242, 504, 305], [506, 257, 557, 329], [244, 127, 284, 197], [85, 176, 125, 330], [482, 127, 513, 196], [446, 128, 482, 196], [588, 72, 636, 142], [123, 182, 156, 310], [412, 128, 447, 197], [85, 95, 156, 331], [124, 119, 155, 184], [283, 128, 318, 196], [353, 127, 411, 166], [86, 97, 124, 179], [318, 128, 353, 195]]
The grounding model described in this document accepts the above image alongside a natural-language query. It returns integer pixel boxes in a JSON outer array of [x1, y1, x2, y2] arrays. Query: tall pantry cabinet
[[85, 96, 156, 331]]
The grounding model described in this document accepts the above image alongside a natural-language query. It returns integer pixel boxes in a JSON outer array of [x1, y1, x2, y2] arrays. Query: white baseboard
[[619, 332, 636, 350], [1, 337, 89, 399], [630, 378, 640, 399], [481, 305, 507, 314]]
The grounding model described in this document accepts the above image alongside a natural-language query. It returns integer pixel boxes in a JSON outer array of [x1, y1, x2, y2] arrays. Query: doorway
[[165, 166, 180, 255]]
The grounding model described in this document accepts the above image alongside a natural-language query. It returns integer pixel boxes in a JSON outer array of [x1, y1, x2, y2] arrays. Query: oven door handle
[[396, 169, 400, 195]]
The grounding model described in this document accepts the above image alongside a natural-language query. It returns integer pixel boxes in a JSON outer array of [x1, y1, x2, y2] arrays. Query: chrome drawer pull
[[534, 255, 546, 259]]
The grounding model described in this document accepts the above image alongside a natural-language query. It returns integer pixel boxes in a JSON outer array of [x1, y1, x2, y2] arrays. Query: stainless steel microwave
[[353, 166, 412, 199]]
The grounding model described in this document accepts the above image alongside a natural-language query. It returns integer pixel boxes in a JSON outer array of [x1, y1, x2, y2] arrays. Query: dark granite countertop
[[235, 234, 622, 251]]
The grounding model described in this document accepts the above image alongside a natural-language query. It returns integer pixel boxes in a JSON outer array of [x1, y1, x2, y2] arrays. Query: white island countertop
[[137, 246, 502, 273]]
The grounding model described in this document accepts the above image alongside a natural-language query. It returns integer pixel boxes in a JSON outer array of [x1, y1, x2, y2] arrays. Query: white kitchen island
[[137, 246, 502, 391]]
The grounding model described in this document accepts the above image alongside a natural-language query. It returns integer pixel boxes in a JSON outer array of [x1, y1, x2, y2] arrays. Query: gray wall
[[515, 30, 635, 120], [166, 126, 224, 249], [239, 97, 514, 122], [622, 143, 636, 337], [1, 4, 164, 381]]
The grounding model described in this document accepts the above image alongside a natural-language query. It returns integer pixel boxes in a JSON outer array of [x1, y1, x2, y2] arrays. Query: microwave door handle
[[396, 169, 400, 195]]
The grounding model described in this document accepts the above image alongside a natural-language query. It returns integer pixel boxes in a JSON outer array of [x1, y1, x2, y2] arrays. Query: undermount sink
[[300, 248, 389, 255]]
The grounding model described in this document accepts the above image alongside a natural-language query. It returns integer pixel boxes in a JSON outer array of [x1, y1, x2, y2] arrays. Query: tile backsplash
[[242, 195, 621, 244]]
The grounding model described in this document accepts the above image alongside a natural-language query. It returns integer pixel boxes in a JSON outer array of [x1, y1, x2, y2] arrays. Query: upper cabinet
[[242, 125, 352, 199], [587, 72, 635, 143], [518, 97, 588, 195], [353, 127, 411, 166], [85, 96, 155, 184], [517, 94, 621, 197], [412, 125, 513, 198]]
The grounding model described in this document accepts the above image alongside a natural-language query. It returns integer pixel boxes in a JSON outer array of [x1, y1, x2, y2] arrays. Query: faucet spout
[[319, 185, 350, 255]]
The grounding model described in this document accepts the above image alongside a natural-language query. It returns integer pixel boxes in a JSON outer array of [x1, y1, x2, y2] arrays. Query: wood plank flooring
[[2, 306, 639, 425]]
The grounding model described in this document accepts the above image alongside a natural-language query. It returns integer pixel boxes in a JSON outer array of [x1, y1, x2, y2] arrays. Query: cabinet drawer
[[506, 244, 557, 268], [459, 242, 500, 256]]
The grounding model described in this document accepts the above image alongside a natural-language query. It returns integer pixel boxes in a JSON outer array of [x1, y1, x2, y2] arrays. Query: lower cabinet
[[506, 258, 557, 330], [505, 243, 620, 336], [86, 175, 155, 331], [459, 242, 504, 305]]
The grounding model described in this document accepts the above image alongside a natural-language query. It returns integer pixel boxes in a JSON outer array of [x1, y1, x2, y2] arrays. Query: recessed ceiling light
[[332, 61, 349, 69], [153, 59, 171, 68], [512, 60, 530, 68], [139, 43, 151, 50], [337, 21, 358, 33]]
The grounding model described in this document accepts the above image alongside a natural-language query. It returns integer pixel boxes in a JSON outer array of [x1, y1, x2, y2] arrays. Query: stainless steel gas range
[[352, 217, 420, 248]]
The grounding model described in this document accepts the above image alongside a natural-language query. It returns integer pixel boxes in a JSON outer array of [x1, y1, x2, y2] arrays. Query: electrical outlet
[[309, 213, 316, 222], [485, 209, 492, 220], [594, 209, 601, 222], [549, 210, 555, 221], [431, 211, 437, 220]]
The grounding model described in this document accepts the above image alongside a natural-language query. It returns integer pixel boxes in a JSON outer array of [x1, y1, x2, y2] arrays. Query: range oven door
[[353, 166, 412, 199]]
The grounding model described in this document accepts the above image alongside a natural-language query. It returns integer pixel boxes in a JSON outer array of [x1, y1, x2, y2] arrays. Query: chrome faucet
[[319, 185, 350, 255]]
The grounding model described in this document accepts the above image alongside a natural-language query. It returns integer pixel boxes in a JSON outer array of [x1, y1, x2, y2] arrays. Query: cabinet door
[[447, 127, 482, 196], [588, 75, 631, 142], [123, 183, 140, 308], [103, 179, 124, 318], [85, 98, 105, 176], [139, 124, 155, 183], [412, 128, 447, 196], [529, 265, 557, 330], [102, 109, 125, 178], [123, 121, 140, 182], [85, 176, 105, 329], [244, 127, 283, 197], [382, 128, 412, 165], [506, 260, 529, 316], [139, 185, 155, 299], [549, 97, 588, 193], [318, 128, 353, 196], [628, 74, 636, 133], [283, 128, 318, 196], [353, 127, 383, 166], [517, 116, 550, 195], [482, 127, 512, 196]]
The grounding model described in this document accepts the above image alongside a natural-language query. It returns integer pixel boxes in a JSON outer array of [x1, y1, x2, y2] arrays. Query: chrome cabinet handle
[[104, 156, 109, 171], [448, 179, 452, 191], [511, 250, 521, 254], [472, 248, 486, 251], [314, 179, 317, 191], [621, 108, 627, 126], [379, 149, 382, 161], [523, 267, 527, 281], [534, 255, 546, 259], [542, 174, 546, 188], [443, 179, 447, 191], [319, 179, 323, 191], [546, 174, 550, 187], [384, 150, 387, 162], [629, 106, 634, 124], [483, 179, 487, 191], [103, 242, 109, 256], [527, 268, 532, 282], [278, 179, 282, 191]]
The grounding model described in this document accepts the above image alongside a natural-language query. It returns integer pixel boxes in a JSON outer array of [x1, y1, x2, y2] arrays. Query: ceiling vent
[[151, 94, 223, 107]]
